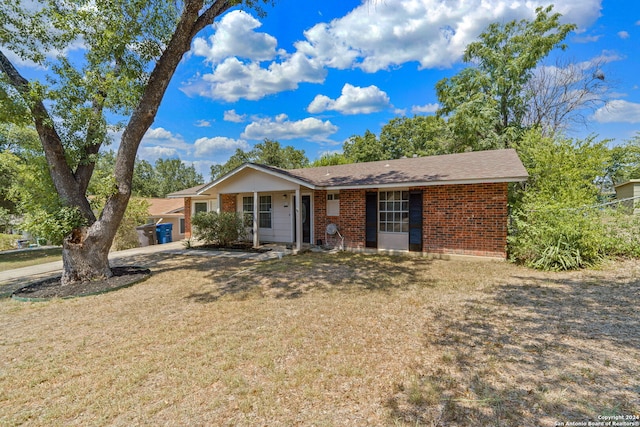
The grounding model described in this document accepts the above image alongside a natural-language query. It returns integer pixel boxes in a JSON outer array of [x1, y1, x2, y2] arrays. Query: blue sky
[[10, 0, 640, 180]]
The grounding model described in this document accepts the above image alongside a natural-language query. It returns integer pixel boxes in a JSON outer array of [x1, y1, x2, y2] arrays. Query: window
[[242, 196, 254, 226], [194, 202, 207, 214], [179, 218, 185, 234], [259, 195, 272, 228], [379, 191, 409, 233], [327, 192, 340, 216]]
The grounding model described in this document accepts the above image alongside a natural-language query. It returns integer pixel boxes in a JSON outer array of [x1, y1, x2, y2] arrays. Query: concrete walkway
[[0, 241, 290, 297]]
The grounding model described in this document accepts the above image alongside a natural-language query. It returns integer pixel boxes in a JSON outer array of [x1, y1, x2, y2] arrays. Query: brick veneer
[[184, 197, 192, 238], [221, 194, 237, 213], [314, 182, 508, 258]]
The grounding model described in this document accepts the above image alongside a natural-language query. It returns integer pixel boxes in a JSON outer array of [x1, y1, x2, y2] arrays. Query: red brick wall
[[314, 183, 508, 258], [184, 197, 192, 238], [422, 183, 508, 258], [314, 189, 368, 250], [221, 194, 237, 213]]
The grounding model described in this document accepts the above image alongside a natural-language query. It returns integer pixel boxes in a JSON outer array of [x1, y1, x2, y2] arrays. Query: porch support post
[[295, 187, 302, 252], [253, 191, 259, 248]]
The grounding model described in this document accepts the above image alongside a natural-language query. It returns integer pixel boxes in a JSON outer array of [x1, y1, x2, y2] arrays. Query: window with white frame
[[242, 196, 254, 226], [379, 191, 409, 233], [327, 192, 340, 216], [194, 202, 207, 214], [259, 195, 272, 228], [179, 218, 185, 234]]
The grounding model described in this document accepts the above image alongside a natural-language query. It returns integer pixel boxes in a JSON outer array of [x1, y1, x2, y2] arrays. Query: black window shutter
[[365, 192, 377, 248], [408, 190, 423, 252]]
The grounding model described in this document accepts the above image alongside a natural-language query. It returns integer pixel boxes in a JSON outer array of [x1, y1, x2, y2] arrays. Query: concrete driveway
[[0, 241, 289, 297]]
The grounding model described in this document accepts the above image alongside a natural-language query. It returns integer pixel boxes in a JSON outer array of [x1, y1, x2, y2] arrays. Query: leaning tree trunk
[[61, 224, 114, 285]]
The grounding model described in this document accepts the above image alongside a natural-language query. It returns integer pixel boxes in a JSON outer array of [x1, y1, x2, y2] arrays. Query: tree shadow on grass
[[184, 251, 437, 302], [388, 270, 640, 426]]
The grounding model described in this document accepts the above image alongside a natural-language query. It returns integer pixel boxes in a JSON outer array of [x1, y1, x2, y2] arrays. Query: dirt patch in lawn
[[11, 266, 151, 300]]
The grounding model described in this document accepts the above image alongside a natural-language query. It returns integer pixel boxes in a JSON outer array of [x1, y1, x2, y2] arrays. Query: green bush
[[509, 205, 608, 270], [112, 198, 151, 251], [0, 233, 18, 251], [191, 211, 246, 246]]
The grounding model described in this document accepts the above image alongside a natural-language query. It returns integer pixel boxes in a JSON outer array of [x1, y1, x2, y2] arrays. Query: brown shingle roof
[[146, 198, 184, 216], [284, 149, 527, 188], [167, 183, 209, 198], [172, 149, 528, 196]]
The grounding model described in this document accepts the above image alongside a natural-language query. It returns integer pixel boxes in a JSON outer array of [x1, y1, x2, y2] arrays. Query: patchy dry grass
[[0, 248, 62, 272], [0, 251, 638, 426]]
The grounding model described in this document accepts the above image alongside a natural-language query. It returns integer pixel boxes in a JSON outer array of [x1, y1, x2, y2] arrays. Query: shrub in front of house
[[192, 211, 247, 247]]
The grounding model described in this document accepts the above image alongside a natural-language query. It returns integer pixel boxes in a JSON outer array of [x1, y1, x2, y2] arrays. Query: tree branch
[[0, 49, 95, 222]]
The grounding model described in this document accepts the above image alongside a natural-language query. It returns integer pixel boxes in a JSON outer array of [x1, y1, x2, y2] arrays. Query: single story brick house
[[169, 149, 528, 259]]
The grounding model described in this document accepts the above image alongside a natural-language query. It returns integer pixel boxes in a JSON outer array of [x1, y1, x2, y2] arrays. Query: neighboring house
[[614, 180, 640, 214], [169, 149, 528, 259], [146, 198, 186, 242]]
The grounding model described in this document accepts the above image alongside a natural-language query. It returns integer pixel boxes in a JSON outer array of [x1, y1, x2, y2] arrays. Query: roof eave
[[320, 176, 529, 190]]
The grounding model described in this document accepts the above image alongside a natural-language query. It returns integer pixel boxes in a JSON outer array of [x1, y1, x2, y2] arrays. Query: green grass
[[0, 247, 62, 271]]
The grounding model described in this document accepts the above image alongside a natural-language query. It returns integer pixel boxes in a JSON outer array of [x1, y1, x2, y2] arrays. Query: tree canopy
[[210, 139, 308, 180], [436, 6, 576, 149], [0, 0, 270, 284]]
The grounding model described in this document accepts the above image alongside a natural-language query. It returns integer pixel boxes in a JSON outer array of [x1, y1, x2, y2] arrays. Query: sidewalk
[[0, 241, 290, 297]]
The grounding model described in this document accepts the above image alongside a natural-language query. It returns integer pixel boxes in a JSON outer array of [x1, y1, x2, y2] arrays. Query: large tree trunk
[[61, 225, 114, 285]]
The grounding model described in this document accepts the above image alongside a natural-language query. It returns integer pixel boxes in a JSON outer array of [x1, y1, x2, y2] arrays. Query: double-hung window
[[259, 196, 272, 228], [194, 202, 207, 214], [379, 191, 409, 233], [242, 196, 254, 226]]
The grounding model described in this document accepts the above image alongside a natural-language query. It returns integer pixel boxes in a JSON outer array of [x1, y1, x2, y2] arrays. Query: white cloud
[[193, 136, 250, 157], [183, 0, 603, 101], [295, 0, 602, 73], [195, 119, 212, 127], [574, 34, 603, 43], [241, 114, 338, 141], [142, 127, 190, 151], [617, 31, 630, 39], [411, 103, 440, 114], [139, 146, 179, 160], [224, 109, 247, 123], [593, 100, 640, 123], [182, 53, 326, 102], [307, 84, 390, 115], [192, 10, 280, 63]]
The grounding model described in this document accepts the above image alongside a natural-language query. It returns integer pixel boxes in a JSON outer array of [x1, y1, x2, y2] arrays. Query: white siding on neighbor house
[[237, 193, 293, 243]]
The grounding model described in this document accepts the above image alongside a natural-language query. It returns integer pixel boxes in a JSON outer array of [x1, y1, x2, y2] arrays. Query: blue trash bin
[[155, 223, 173, 244]]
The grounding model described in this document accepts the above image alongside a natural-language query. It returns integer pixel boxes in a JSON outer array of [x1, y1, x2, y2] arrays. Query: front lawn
[[0, 251, 638, 426], [0, 247, 62, 272]]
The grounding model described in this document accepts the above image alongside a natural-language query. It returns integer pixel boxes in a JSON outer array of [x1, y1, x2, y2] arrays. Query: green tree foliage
[[343, 130, 385, 163], [153, 158, 203, 197], [111, 198, 151, 251], [210, 139, 308, 180], [1, 0, 269, 284], [310, 152, 350, 167], [606, 133, 640, 187], [509, 129, 614, 270], [379, 115, 454, 157], [436, 6, 576, 150]]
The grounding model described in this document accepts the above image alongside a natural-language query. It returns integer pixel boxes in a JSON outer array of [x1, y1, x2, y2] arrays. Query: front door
[[293, 195, 312, 244]]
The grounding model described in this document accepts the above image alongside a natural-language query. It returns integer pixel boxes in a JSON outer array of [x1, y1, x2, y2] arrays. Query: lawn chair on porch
[[325, 223, 344, 251]]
